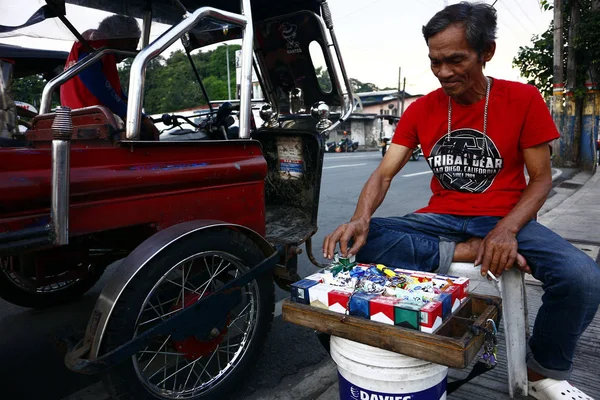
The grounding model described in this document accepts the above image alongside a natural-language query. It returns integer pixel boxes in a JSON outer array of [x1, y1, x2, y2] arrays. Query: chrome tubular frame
[[51, 140, 70, 245], [40, 49, 137, 115], [126, 4, 253, 139], [141, 9, 153, 48], [319, 0, 355, 134]]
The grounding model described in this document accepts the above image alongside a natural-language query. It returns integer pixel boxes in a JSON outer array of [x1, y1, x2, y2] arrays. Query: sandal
[[529, 378, 594, 400]]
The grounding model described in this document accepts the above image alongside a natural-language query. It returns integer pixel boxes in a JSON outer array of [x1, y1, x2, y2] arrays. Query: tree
[[513, 27, 555, 98], [117, 44, 241, 114], [315, 66, 332, 93], [349, 78, 379, 93]]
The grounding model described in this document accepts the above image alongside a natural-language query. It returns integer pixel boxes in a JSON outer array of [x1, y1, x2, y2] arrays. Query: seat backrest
[[26, 105, 123, 147]]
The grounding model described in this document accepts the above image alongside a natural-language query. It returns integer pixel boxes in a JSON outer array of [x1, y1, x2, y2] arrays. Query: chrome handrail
[[126, 4, 252, 139], [319, 0, 355, 134], [40, 48, 137, 114]]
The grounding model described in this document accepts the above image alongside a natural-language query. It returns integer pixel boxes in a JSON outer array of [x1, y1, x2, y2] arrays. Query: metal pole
[[226, 44, 231, 100], [397, 67, 401, 116], [238, 0, 254, 138], [51, 107, 73, 246], [401, 77, 406, 115], [552, 0, 564, 164], [141, 9, 153, 48]]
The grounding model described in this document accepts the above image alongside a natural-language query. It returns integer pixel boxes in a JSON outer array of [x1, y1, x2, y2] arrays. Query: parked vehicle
[[0, 44, 67, 138], [324, 140, 338, 152], [381, 137, 422, 160], [0, 1, 353, 399], [337, 136, 358, 152]]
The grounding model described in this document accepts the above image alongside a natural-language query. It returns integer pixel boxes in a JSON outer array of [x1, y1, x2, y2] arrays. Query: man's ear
[[482, 41, 496, 63]]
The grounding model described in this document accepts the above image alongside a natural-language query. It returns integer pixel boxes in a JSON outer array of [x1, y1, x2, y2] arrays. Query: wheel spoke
[[142, 335, 172, 373], [228, 302, 252, 327]]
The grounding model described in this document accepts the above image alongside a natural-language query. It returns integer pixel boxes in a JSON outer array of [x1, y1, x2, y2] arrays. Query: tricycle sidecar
[[0, 0, 353, 398]]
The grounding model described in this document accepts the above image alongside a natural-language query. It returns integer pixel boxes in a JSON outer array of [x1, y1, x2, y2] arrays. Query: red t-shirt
[[392, 78, 559, 217]]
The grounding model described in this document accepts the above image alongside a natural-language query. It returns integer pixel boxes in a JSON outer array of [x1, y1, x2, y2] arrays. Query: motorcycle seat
[[25, 105, 122, 147]]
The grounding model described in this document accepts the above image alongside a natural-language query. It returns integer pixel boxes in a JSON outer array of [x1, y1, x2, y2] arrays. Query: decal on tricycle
[[0, 0, 353, 399]]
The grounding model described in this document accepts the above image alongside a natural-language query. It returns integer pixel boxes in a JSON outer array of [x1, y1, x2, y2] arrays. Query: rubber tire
[[102, 228, 275, 400], [382, 145, 387, 157], [0, 263, 103, 309], [411, 151, 420, 161]]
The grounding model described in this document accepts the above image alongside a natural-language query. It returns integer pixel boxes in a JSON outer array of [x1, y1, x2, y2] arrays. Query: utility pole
[[552, 0, 565, 165], [401, 77, 407, 115], [583, 0, 600, 170], [226, 44, 231, 100], [562, 0, 581, 167], [397, 67, 401, 117]]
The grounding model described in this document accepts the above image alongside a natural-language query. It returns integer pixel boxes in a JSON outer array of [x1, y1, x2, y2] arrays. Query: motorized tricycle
[[0, 0, 353, 398]]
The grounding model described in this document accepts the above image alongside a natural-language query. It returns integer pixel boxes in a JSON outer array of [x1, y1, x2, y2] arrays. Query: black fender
[[82, 220, 275, 360]]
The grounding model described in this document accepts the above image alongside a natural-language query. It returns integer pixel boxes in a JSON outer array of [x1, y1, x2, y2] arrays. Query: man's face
[[427, 23, 493, 99], [110, 38, 139, 62]]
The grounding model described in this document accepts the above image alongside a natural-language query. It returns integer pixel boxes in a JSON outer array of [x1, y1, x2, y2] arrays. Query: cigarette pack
[[394, 302, 422, 330], [328, 289, 352, 314], [410, 272, 436, 282], [348, 292, 377, 318], [304, 271, 328, 283], [307, 283, 334, 310], [451, 277, 470, 302], [369, 295, 401, 325], [420, 300, 443, 333], [437, 292, 453, 318], [441, 284, 461, 312], [290, 279, 320, 304], [436, 274, 470, 301]]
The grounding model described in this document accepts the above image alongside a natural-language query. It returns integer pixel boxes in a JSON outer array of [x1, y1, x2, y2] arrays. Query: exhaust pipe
[[51, 107, 73, 245]]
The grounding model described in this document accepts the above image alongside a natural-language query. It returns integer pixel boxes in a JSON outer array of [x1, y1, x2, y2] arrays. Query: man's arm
[[476, 142, 553, 278], [322, 143, 414, 259]]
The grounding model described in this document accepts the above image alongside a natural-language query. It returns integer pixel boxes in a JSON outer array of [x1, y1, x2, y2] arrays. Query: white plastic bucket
[[330, 336, 448, 400]]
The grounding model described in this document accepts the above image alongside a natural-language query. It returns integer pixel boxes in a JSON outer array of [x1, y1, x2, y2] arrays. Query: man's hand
[[323, 218, 370, 259], [475, 226, 531, 279], [141, 116, 160, 140]]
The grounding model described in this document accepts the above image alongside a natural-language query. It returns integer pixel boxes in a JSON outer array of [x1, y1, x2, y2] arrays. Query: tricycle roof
[[65, 0, 322, 23]]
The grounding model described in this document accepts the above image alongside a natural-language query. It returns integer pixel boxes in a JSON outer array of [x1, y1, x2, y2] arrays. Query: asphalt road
[[0, 150, 433, 400]]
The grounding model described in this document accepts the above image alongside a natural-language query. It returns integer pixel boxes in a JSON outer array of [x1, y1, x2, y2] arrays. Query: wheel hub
[[171, 292, 229, 361]]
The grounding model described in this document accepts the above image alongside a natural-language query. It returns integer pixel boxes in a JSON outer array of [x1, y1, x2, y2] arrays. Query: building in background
[[331, 90, 422, 149]]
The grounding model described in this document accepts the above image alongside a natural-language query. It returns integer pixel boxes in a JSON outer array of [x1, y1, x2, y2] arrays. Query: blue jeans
[[356, 213, 600, 380]]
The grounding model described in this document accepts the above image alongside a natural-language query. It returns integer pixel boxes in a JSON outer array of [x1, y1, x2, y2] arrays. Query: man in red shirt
[[61, 15, 158, 139], [323, 3, 599, 399]]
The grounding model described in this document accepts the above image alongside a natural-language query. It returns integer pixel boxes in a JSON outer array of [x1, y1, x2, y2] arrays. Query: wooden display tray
[[282, 293, 501, 369]]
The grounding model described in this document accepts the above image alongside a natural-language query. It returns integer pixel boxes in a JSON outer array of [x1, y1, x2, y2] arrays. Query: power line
[[507, 0, 541, 30], [496, 0, 535, 35]]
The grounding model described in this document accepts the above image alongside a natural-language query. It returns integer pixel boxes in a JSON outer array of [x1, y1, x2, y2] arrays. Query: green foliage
[[315, 66, 332, 93], [513, 27, 555, 97], [350, 78, 379, 93], [575, 8, 600, 84], [11, 74, 60, 109], [118, 44, 240, 114]]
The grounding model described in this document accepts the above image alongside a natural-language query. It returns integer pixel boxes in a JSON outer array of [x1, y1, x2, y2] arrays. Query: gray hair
[[96, 15, 141, 40], [422, 2, 497, 57]]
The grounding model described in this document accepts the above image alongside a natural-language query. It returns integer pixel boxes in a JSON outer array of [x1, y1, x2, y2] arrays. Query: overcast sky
[[1, 0, 553, 95]]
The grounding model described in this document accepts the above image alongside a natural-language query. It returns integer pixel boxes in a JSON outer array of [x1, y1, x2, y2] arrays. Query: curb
[[551, 168, 562, 182]]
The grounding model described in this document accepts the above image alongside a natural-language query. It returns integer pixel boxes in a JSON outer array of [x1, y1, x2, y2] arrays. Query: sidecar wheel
[[101, 228, 274, 400]]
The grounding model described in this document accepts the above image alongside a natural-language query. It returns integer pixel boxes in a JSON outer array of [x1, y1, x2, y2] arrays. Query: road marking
[[324, 155, 372, 160], [402, 170, 432, 177], [323, 163, 367, 170]]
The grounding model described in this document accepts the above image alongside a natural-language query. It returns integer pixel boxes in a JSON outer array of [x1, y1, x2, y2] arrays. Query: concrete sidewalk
[[252, 168, 600, 400]]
